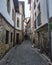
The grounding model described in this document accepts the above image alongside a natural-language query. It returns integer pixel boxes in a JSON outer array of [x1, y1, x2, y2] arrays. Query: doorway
[[6, 30, 9, 44], [16, 33, 19, 44]]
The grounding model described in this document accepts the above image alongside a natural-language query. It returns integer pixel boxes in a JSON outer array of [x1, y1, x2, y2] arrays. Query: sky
[[48, 0, 52, 17], [19, 0, 25, 1], [18, 0, 30, 18]]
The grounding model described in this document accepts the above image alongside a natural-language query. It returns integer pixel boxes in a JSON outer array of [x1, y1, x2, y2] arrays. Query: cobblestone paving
[[0, 40, 47, 65]]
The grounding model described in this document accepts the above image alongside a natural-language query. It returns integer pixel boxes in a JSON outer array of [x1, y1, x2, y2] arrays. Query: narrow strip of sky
[[18, 0, 25, 1], [18, 0, 30, 18]]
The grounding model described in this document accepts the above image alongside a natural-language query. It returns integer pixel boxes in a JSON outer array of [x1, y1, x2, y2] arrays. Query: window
[[37, 0, 38, 2], [34, 20, 36, 28], [7, 0, 10, 14], [17, 18, 19, 27], [37, 3, 41, 26], [28, 0, 31, 4], [12, 9, 15, 22], [6, 30, 9, 44], [11, 32, 13, 42], [38, 3, 41, 13], [35, 12, 36, 17], [37, 12, 41, 26], [34, 1, 36, 9]]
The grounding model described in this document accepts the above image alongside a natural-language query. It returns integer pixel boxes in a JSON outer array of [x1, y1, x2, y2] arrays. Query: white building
[[15, 13, 24, 44], [0, 0, 15, 26]]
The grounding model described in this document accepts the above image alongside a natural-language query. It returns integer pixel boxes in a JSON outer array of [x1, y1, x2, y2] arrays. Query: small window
[[34, 1, 36, 9], [37, 0, 38, 2], [28, 0, 31, 4], [35, 20, 36, 28], [11, 32, 13, 42], [38, 3, 41, 13], [37, 12, 41, 26], [12, 9, 15, 22], [12, 9, 14, 21], [6, 30, 9, 44], [17, 18, 19, 27], [7, 0, 10, 14], [35, 12, 36, 17]]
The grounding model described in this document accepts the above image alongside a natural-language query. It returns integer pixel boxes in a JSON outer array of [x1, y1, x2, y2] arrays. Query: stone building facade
[[34, 0, 52, 60], [0, 0, 24, 59], [29, 0, 52, 60], [0, 14, 14, 58]]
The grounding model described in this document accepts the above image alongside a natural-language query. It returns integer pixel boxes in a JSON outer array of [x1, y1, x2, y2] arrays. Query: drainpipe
[[46, 0, 52, 61], [31, 0, 34, 43], [13, 14, 16, 46]]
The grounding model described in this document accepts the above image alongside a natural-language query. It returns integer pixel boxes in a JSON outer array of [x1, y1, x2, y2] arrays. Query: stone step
[[42, 54, 52, 65]]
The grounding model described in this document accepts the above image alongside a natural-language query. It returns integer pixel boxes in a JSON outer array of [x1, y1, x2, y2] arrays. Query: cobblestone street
[[0, 40, 48, 65]]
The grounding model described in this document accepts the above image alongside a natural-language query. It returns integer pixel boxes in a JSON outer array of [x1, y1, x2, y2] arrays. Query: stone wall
[[0, 14, 24, 59], [37, 25, 48, 52], [0, 15, 14, 58]]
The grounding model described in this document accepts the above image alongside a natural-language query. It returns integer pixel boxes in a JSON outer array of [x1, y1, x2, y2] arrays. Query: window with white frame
[[17, 18, 19, 27], [12, 9, 15, 22], [37, 3, 41, 26], [7, 0, 10, 14]]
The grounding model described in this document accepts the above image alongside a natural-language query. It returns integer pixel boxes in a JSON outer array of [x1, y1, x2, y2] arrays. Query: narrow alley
[[0, 40, 47, 65], [0, 0, 52, 65]]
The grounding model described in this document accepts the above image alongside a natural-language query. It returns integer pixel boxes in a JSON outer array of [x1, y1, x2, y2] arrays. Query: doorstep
[[42, 54, 52, 65], [34, 48, 52, 65]]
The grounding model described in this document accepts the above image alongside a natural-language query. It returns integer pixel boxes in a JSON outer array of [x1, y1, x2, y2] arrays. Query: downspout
[[13, 13, 16, 46]]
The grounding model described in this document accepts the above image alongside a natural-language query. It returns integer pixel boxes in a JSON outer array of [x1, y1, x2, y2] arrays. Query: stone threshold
[[42, 54, 52, 65], [36, 48, 52, 65]]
